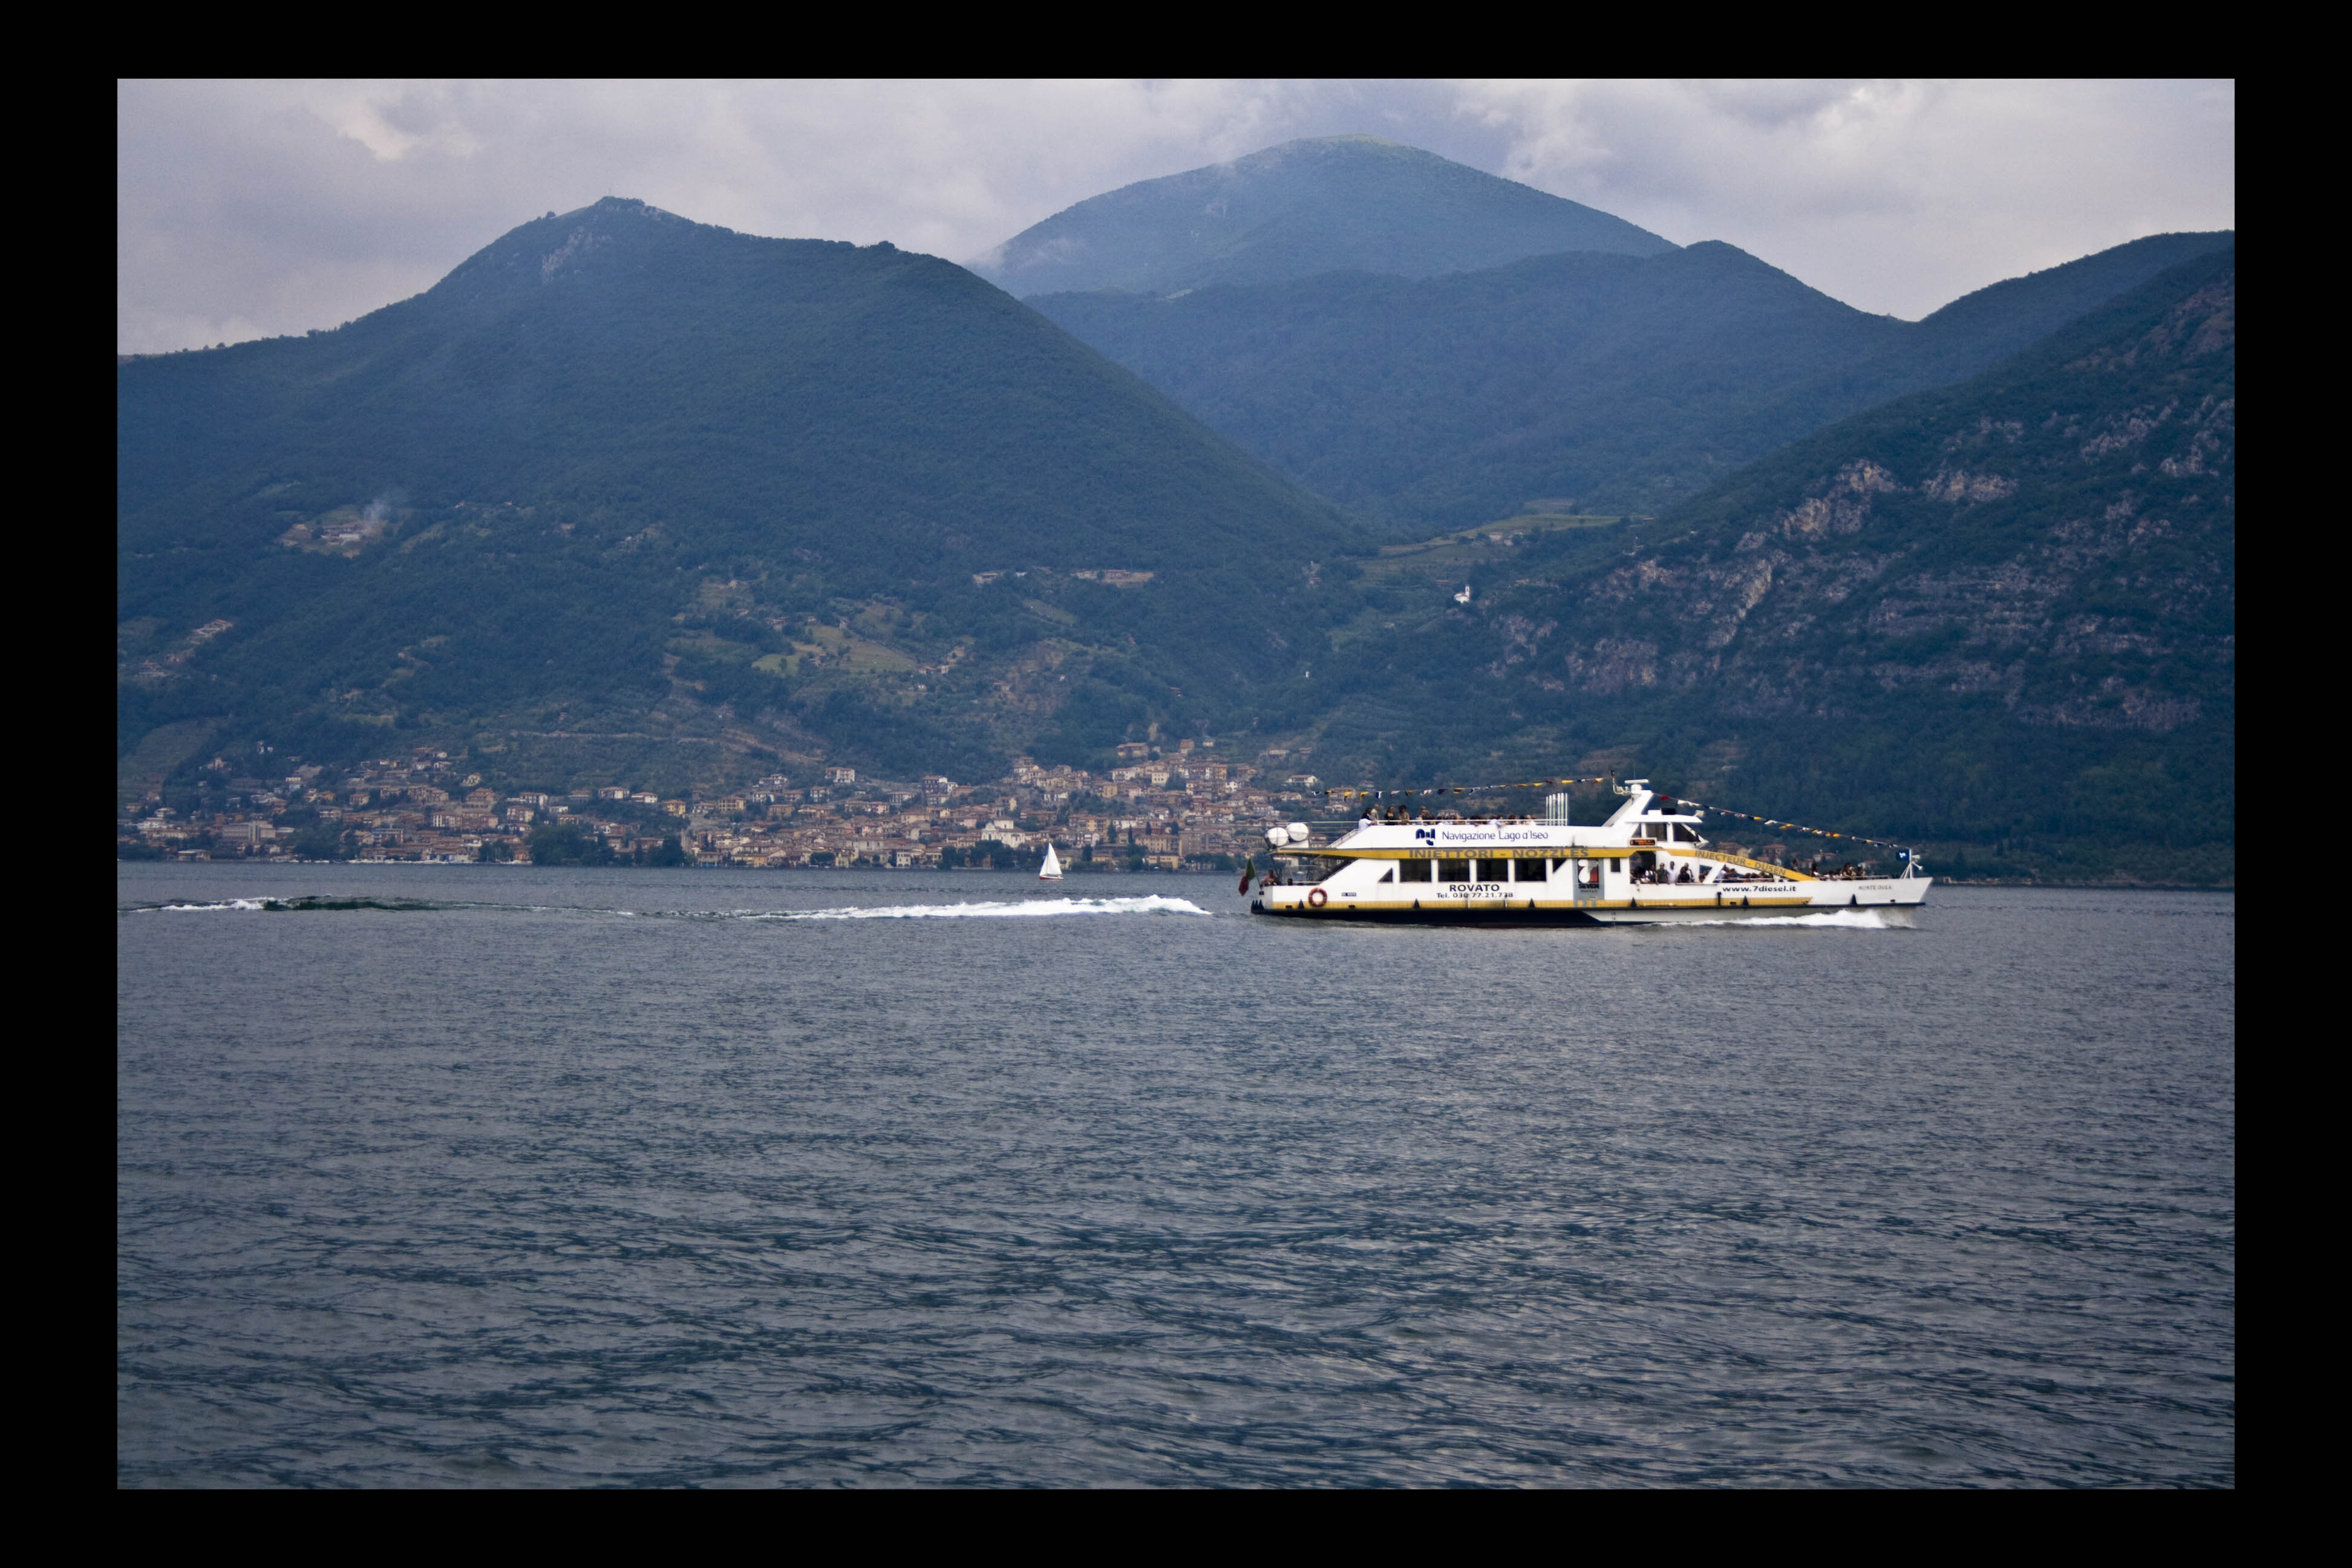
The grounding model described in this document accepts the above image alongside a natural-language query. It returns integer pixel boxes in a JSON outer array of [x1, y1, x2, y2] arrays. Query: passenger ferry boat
[[1252, 780, 1929, 924]]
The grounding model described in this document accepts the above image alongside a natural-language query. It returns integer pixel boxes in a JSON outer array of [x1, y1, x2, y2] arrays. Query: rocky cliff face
[[1538, 264, 2234, 733], [1306, 249, 2236, 880]]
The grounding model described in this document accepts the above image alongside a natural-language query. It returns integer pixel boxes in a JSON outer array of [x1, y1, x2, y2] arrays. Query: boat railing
[[1704, 849, 1817, 881]]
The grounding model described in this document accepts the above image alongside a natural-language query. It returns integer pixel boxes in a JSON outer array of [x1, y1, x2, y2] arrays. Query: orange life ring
[[1307, 887, 1328, 909]]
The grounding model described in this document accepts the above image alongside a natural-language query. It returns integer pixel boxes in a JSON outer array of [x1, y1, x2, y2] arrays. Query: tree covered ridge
[[1031, 230, 2235, 532]]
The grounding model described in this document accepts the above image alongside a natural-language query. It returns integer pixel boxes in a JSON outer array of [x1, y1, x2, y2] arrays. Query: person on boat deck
[[1359, 811, 1375, 832]]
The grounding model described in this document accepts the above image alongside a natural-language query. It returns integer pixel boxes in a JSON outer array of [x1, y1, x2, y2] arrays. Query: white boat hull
[[1253, 878, 1927, 924]]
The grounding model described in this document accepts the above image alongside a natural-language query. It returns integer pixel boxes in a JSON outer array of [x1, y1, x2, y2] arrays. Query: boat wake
[[746, 895, 1212, 921], [1687, 908, 1906, 929], [133, 896, 446, 913], [125, 893, 1214, 921]]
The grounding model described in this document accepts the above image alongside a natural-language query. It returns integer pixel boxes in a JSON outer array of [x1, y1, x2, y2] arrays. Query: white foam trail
[[149, 900, 270, 912], [1685, 909, 1900, 929], [755, 895, 1212, 921]]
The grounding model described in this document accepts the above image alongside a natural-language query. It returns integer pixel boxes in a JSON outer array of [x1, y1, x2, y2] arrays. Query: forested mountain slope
[[1292, 246, 2236, 881], [1033, 230, 2235, 534], [119, 199, 1358, 785], [969, 136, 1674, 299]]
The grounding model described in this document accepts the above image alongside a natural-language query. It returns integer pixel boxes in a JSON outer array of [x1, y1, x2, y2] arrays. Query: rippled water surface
[[117, 864, 2234, 1486]]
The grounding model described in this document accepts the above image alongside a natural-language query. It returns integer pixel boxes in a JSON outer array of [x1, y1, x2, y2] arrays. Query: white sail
[[1037, 842, 1063, 880]]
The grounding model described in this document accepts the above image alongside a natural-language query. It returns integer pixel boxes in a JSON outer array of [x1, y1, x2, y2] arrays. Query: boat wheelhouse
[[1252, 780, 1929, 924]]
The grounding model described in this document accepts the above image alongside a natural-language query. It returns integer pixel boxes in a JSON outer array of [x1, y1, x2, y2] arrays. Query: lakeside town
[[117, 739, 1347, 871]]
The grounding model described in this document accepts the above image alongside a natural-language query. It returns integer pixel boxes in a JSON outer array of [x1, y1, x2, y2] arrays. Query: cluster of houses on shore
[[120, 740, 1334, 870]]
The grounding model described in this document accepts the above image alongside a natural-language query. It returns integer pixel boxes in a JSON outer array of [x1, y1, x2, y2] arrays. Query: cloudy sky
[[117, 79, 2234, 354]]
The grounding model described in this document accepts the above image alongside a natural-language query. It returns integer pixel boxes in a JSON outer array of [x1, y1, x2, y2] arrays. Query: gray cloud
[[117, 79, 2233, 353]]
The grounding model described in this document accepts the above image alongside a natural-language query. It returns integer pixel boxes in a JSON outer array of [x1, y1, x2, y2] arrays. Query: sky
[[117, 79, 2235, 355]]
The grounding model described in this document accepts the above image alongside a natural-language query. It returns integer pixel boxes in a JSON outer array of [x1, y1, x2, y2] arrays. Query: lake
[[117, 864, 2234, 1486]]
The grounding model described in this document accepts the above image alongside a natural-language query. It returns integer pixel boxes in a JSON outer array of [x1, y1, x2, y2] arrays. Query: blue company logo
[[1414, 828, 1437, 842]]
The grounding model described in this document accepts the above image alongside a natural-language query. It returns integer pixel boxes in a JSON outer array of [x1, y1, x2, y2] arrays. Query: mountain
[[1031, 230, 2237, 534], [119, 198, 1359, 789], [968, 136, 1675, 299], [1287, 245, 2237, 882], [117, 195, 2235, 878]]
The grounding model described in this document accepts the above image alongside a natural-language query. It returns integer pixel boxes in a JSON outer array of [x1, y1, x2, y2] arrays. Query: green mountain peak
[[119, 200, 1356, 782]]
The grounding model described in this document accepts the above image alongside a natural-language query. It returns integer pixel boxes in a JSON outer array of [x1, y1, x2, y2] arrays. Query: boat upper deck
[[1313, 782, 1710, 857]]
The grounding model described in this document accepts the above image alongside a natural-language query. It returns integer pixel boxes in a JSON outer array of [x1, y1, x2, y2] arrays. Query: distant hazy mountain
[[1033, 230, 2236, 533], [1296, 245, 2237, 882], [118, 198, 1356, 781], [969, 136, 1675, 298]]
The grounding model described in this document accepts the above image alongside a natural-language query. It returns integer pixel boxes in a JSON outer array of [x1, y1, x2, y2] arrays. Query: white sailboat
[[1037, 842, 1063, 881]]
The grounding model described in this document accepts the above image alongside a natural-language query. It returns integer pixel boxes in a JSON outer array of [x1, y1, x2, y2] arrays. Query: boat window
[[1515, 858, 1546, 883], [1376, 865, 1396, 884], [1477, 858, 1510, 882], [1398, 859, 1431, 883], [1438, 858, 1470, 883]]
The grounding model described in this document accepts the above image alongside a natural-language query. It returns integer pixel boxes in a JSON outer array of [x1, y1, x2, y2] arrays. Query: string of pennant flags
[[1318, 777, 1907, 853], [1668, 799, 1906, 852]]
